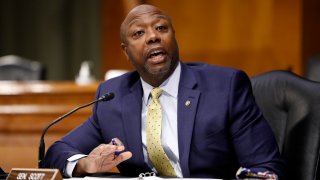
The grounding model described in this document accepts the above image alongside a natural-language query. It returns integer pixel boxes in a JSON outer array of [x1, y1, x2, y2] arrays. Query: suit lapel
[[177, 63, 200, 177], [122, 80, 146, 166]]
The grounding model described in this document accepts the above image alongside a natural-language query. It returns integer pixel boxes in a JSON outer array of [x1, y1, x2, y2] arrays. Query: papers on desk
[[80, 177, 220, 180], [67, 172, 222, 180]]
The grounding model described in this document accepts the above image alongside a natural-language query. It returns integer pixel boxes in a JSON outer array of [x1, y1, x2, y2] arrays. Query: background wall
[[1, 0, 320, 80], [102, 0, 320, 78]]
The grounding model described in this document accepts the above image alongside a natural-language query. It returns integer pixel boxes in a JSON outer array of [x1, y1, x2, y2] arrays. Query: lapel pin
[[185, 100, 191, 107]]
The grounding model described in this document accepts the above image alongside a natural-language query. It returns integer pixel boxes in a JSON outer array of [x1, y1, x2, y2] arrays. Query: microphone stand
[[38, 92, 114, 168]]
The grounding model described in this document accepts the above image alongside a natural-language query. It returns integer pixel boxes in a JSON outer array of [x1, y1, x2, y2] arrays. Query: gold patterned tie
[[146, 87, 177, 177]]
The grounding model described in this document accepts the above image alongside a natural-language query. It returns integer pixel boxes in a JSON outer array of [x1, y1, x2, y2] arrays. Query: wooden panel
[[0, 81, 99, 172], [101, 0, 133, 73], [101, 0, 304, 77], [0, 81, 98, 104], [146, 0, 302, 77]]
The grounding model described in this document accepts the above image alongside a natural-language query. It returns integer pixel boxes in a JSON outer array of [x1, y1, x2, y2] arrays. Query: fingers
[[80, 139, 132, 174], [113, 151, 132, 164], [91, 141, 131, 161], [112, 138, 124, 146], [95, 144, 132, 173], [110, 138, 125, 156], [90, 144, 116, 156], [100, 139, 132, 165]]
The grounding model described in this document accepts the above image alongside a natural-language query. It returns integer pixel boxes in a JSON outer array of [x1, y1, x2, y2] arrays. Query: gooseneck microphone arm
[[38, 92, 115, 168]]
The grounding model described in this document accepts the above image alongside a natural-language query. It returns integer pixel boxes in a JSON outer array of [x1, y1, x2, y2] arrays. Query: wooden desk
[[0, 81, 100, 172]]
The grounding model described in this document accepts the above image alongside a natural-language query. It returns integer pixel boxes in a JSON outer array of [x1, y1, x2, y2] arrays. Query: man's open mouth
[[147, 48, 167, 63]]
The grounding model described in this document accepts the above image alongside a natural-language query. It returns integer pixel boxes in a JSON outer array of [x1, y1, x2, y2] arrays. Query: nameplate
[[7, 168, 62, 180]]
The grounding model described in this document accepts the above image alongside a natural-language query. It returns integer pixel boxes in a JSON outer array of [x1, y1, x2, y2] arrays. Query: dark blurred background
[[0, 0, 101, 80], [1, 0, 320, 80]]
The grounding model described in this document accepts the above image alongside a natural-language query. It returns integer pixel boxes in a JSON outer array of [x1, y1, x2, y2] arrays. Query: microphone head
[[100, 92, 115, 101]]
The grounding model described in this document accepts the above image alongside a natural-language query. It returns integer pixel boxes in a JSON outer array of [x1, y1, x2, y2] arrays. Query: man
[[45, 4, 284, 179]]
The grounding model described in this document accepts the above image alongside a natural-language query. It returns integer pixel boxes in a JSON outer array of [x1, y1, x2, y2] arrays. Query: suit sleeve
[[228, 70, 285, 179], [44, 84, 105, 174]]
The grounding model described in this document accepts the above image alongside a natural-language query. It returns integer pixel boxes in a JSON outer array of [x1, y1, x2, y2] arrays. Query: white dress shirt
[[140, 62, 182, 177], [65, 63, 182, 177]]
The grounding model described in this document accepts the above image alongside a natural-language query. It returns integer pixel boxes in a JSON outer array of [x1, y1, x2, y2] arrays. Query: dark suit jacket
[[45, 62, 284, 179]]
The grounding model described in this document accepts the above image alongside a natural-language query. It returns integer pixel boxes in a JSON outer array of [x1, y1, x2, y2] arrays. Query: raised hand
[[73, 140, 132, 177]]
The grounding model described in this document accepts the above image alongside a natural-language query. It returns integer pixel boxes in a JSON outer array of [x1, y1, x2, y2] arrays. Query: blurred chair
[[0, 55, 45, 81], [104, 69, 128, 80], [251, 70, 320, 180], [305, 55, 320, 82]]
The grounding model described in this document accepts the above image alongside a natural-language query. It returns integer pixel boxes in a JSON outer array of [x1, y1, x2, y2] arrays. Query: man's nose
[[146, 29, 161, 44]]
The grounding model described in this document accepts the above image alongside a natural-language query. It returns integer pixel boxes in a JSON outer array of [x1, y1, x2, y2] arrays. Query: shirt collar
[[141, 62, 181, 105]]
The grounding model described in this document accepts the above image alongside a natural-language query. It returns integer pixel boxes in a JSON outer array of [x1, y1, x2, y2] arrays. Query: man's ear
[[121, 43, 129, 60]]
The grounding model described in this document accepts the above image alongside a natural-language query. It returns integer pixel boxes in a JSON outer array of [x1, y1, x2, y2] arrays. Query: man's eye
[[133, 31, 144, 38], [156, 26, 168, 32]]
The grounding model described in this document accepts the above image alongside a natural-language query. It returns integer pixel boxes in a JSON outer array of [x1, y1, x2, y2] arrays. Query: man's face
[[121, 6, 179, 85]]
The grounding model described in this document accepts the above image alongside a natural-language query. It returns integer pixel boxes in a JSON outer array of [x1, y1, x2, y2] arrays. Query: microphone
[[38, 92, 115, 168]]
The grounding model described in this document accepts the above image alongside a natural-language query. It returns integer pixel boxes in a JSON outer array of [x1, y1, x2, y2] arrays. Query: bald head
[[120, 4, 172, 43]]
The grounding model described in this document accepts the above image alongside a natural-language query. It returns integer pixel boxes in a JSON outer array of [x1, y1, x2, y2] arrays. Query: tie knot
[[151, 87, 162, 99]]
